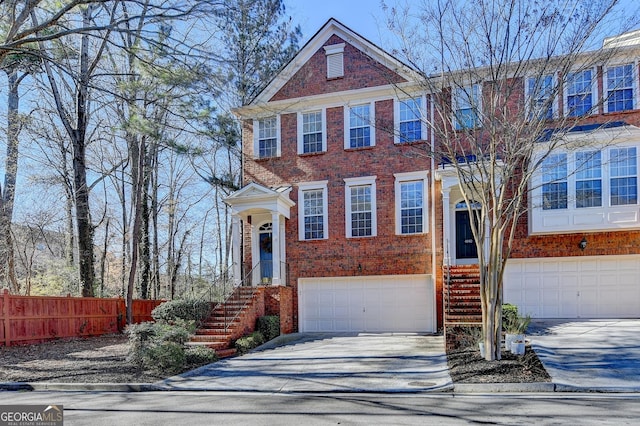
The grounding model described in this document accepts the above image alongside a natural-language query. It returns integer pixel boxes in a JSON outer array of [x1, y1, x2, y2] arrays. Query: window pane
[[350, 185, 372, 237], [528, 75, 554, 120], [567, 70, 593, 117], [575, 151, 602, 208], [303, 112, 323, 153], [607, 64, 634, 112], [454, 85, 479, 130], [399, 98, 422, 142], [303, 189, 324, 239], [400, 181, 423, 234], [349, 105, 371, 148], [541, 153, 567, 210], [258, 117, 278, 158], [610, 147, 638, 205]]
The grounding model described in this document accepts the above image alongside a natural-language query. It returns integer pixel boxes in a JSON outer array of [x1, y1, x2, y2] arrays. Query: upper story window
[[344, 176, 377, 238], [605, 64, 635, 113], [610, 147, 638, 205], [324, 43, 345, 79], [541, 153, 568, 210], [396, 97, 423, 143], [575, 151, 602, 208], [254, 116, 280, 159], [345, 103, 375, 148], [526, 75, 555, 120], [298, 181, 328, 241], [454, 84, 481, 130], [394, 171, 428, 235], [298, 110, 326, 154], [566, 69, 595, 117]]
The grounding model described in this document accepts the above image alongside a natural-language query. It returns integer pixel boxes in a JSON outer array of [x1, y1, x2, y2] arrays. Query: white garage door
[[504, 255, 640, 318], [298, 275, 434, 333]]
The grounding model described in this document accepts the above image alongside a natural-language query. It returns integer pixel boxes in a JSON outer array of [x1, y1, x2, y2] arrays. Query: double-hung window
[[394, 171, 428, 235], [302, 111, 324, 153], [398, 97, 423, 142], [346, 103, 374, 148], [255, 116, 279, 158], [454, 84, 481, 130], [344, 176, 377, 238], [526, 75, 554, 120], [298, 181, 328, 240], [610, 147, 638, 206], [566, 69, 595, 117], [606, 64, 635, 113], [541, 153, 568, 210], [575, 151, 602, 208]]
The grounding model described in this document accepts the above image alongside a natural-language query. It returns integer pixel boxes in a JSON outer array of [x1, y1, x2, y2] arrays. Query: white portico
[[224, 182, 295, 286]]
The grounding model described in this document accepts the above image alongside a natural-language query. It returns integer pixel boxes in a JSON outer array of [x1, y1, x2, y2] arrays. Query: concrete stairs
[[187, 286, 260, 358], [444, 265, 482, 325]]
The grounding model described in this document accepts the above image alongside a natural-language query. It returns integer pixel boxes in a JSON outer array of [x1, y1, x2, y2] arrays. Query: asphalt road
[[2, 391, 640, 425]]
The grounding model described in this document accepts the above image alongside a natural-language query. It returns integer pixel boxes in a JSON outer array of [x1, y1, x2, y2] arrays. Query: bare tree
[[386, 0, 639, 360]]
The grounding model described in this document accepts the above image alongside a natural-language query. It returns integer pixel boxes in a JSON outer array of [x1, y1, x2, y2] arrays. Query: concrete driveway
[[529, 319, 640, 392], [161, 333, 452, 393]]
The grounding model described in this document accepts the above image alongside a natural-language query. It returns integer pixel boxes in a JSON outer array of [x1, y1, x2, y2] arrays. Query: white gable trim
[[250, 18, 419, 105]]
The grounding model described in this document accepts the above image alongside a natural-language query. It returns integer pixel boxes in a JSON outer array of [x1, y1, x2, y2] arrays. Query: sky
[[285, 0, 395, 46]]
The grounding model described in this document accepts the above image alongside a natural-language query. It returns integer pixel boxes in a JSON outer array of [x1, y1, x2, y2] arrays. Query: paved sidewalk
[[528, 319, 640, 392], [160, 333, 453, 393]]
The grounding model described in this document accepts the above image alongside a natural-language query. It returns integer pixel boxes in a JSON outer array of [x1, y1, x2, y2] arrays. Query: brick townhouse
[[226, 18, 640, 333]]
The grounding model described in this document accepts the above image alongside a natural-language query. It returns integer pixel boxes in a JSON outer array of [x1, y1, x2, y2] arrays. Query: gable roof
[[249, 18, 420, 106]]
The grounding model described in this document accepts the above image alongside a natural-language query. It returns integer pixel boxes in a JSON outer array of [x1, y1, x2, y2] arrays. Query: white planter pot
[[510, 341, 525, 355], [478, 342, 485, 358], [505, 333, 525, 352]]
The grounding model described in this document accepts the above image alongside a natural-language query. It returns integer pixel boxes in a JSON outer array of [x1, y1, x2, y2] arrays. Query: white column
[[231, 215, 242, 286], [442, 188, 451, 266], [271, 211, 281, 285]]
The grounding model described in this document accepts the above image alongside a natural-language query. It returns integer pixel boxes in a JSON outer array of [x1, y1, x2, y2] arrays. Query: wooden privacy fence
[[0, 289, 164, 346]]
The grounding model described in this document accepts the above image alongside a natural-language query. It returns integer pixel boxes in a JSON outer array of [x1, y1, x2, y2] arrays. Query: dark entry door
[[259, 232, 273, 280], [455, 210, 478, 259]]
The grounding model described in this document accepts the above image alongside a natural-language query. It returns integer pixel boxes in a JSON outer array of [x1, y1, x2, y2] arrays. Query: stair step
[[186, 341, 229, 350], [190, 335, 231, 343], [216, 348, 238, 359]]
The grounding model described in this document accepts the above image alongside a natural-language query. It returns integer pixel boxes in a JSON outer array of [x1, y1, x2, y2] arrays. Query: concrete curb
[[454, 382, 555, 393], [0, 382, 163, 392]]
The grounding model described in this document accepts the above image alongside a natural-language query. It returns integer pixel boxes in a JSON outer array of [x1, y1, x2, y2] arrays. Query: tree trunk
[[127, 138, 145, 324], [0, 67, 21, 292]]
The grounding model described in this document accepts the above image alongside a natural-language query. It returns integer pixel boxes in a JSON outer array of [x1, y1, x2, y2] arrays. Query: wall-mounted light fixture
[[357, 264, 362, 274], [579, 237, 587, 251]]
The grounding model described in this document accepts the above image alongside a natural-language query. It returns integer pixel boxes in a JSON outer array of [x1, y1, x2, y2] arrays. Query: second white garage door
[[504, 255, 640, 318], [298, 274, 434, 333]]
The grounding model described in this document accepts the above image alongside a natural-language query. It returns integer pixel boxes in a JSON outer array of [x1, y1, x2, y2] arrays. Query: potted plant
[[510, 338, 526, 355], [503, 304, 531, 353]]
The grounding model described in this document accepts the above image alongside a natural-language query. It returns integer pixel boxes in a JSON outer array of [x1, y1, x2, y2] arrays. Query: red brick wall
[[270, 35, 407, 102], [244, 98, 437, 331]]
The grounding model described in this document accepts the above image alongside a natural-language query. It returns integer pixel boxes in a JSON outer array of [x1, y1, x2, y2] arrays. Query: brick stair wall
[[187, 286, 264, 358], [444, 265, 482, 325]]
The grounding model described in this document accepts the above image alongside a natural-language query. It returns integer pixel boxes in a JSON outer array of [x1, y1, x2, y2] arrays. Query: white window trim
[[298, 180, 329, 241], [563, 67, 598, 117], [344, 176, 377, 238], [453, 84, 482, 130], [394, 171, 429, 235], [253, 115, 281, 159], [530, 141, 640, 234], [603, 62, 638, 114], [297, 109, 327, 155], [343, 102, 376, 149], [394, 95, 427, 144], [524, 74, 558, 120]]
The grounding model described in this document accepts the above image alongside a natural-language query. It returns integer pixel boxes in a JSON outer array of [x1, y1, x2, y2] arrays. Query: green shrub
[[151, 298, 211, 324], [126, 322, 192, 374], [185, 346, 218, 366], [235, 331, 265, 355], [256, 315, 280, 341], [502, 303, 531, 334]]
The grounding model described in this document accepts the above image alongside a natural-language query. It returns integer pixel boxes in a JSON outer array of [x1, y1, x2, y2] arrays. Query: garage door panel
[[299, 275, 434, 333], [505, 255, 640, 319]]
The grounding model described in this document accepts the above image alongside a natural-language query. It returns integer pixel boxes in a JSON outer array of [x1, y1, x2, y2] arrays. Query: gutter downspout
[[429, 94, 439, 332]]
